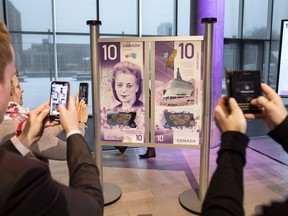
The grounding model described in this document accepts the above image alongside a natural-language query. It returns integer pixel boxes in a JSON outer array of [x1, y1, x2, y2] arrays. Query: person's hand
[[75, 92, 80, 109], [75, 92, 88, 123], [58, 96, 79, 133], [214, 96, 247, 134], [245, 83, 288, 130], [17, 102, 58, 148]]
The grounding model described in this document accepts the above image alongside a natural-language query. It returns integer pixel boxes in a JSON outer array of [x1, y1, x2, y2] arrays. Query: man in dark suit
[[0, 20, 104, 215]]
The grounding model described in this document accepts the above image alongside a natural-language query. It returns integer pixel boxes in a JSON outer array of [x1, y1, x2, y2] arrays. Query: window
[[272, 0, 288, 39], [270, 0, 288, 88], [5, 0, 288, 110], [7, 0, 52, 32], [177, 0, 190, 36], [99, 0, 137, 35], [10, 33, 54, 109], [142, 0, 175, 36], [242, 42, 264, 72], [56, 0, 97, 33], [224, 0, 241, 38], [243, 0, 269, 39], [223, 0, 285, 93], [224, 41, 241, 70]]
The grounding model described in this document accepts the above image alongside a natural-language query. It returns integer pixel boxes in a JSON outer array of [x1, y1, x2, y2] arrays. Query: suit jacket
[[0, 134, 104, 216]]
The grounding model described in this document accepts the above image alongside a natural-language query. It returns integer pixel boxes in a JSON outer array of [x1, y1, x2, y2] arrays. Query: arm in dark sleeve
[[0, 151, 69, 216], [64, 133, 104, 215], [0, 134, 104, 216], [201, 131, 249, 216], [0, 139, 22, 155], [253, 116, 288, 216], [268, 116, 288, 152]]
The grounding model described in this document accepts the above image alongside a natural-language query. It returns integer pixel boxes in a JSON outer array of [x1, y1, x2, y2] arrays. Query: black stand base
[[103, 182, 122, 206], [179, 189, 202, 215]]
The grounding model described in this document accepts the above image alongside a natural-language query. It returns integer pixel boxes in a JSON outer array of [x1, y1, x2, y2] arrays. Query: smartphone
[[79, 82, 89, 104], [226, 70, 262, 114], [49, 81, 70, 121]]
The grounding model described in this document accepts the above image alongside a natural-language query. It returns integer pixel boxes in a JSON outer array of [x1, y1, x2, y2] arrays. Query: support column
[[190, 0, 225, 148]]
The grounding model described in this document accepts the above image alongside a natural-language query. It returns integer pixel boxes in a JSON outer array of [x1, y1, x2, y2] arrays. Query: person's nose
[[21, 87, 24, 93], [120, 86, 127, 92]]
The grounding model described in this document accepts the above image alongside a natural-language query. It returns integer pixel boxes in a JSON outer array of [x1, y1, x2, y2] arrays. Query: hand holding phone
[[49, 81, 70, 121], [57, 96, 80, 133]]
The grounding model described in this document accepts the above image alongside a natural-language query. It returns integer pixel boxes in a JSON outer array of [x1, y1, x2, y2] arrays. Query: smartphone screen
[[226, 70, 262, 113], [49, 81, 70, 120], [79, 82, 89, 104]]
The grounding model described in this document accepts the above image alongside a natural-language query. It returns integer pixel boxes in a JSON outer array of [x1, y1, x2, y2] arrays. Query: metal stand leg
[[179, 17, 217, 214], [87, 20, 122, 206]]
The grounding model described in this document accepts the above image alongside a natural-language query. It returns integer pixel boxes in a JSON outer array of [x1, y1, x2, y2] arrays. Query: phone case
[[225, 70, 262, 114]]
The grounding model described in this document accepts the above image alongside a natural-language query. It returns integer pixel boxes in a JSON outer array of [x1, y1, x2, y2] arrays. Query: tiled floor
[[50, 137, 288, 216]]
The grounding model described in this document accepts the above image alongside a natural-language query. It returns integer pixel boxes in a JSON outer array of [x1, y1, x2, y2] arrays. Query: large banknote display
[[99, 41, 145, 143], [153, 40, 202, 145]]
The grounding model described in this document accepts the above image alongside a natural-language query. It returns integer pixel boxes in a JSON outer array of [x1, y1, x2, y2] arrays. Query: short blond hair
[[0, 20, 12, 83]]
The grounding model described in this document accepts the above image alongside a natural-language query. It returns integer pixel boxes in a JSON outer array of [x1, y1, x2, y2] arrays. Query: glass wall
[[99, 0, 137, 35], [224, 0, 288, 91], [3, 0, 288, 111], [5, 0, 97, 110], [4, 0, 190, 111], [56, 0, 97, 33], [242, 0, 270, 39], [7, 0, 52, 32], [177, 0, 190, 36], [224, 0, 241, 38], [142, 0, 175, 36]]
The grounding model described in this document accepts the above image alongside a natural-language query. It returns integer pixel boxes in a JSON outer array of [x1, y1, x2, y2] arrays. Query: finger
[[68, 101, 77, 116], [78, 102, 83, 110], [37, 107, 50, 121], [250, 98, 257, 105], [214, 104, 227, 121], [229, 98, 242, 115], [81, 100, 87, 107], [82, 103, 87, 110], [254, 96, 277, 113], [57, 103, 66, 113], [44, 120, 59, 127], [250, 96, 266, 106], [245, 113, 256, 119], [30, 101, 49, 115], [261, 83, 279, 101], [75, 92, 79, 106], [68, 96, 75, 110], [217, 96, 227, 108]]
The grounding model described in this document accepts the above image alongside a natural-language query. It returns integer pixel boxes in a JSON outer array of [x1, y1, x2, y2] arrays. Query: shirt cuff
[[66, 130, 82, 138], [10, 135, 30, 156]]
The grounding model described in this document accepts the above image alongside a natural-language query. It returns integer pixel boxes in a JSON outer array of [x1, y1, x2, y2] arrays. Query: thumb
[[38, 108, 49, 121], [40, 108, 49, 119], [229, 98, 242, 114], [57, 104, 66, 113]]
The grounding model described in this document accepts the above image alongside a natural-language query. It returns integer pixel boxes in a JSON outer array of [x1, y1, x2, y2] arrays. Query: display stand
[[87, 20, 122, 206], [87, 17, 216, 210], [178, 17, 217, 214]]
